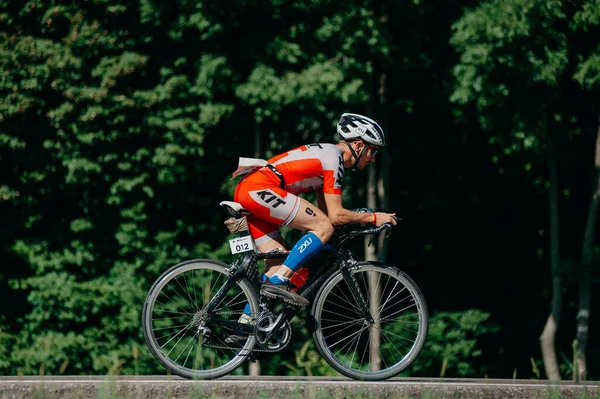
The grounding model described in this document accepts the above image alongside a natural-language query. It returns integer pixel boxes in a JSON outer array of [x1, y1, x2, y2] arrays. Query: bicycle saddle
[[220, 201, 249, 215]]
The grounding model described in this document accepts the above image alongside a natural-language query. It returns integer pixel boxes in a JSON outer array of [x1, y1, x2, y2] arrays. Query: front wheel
[[142, 259, 259, 379], [312, 263, 428, 381]]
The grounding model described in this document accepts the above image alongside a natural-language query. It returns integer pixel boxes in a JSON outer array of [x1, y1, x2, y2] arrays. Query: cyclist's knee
[[313, 220, 334, 243]]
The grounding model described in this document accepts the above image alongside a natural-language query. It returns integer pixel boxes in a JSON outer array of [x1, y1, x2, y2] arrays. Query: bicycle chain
[[202, 311, 286, 353], [203, 342, 281, 353]]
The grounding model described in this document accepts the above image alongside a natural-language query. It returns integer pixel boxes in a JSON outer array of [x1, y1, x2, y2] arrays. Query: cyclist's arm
[[316, 190, 328, 215], [324, 193, 375, 225]]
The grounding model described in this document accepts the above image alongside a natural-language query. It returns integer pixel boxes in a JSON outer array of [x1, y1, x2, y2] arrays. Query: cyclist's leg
[[234, 177, 331, 305], [233, 178, 293, 314], [246, 214, 288, 277], [258, 197, 332, 306], [266, 197, 333, 279], [231, 215, 285, 324], [234, 176, 298, 275]]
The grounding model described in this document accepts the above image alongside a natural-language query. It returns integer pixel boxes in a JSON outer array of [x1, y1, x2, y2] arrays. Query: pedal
[[248, 350, 269, 362]]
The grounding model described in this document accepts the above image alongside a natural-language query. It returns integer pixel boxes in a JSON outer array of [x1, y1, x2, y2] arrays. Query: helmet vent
[[336, 112, 385, 147]]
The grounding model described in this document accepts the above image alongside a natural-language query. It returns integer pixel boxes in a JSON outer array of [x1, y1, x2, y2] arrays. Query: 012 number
[[229, 236, 255, 254]]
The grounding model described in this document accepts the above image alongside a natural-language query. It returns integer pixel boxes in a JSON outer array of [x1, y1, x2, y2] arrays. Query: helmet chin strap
[[342, 141, 369, 170]]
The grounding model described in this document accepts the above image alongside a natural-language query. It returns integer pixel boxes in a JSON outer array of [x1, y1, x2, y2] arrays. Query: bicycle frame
[[142, 209, 427, 380], [203, 233, 377, 340]]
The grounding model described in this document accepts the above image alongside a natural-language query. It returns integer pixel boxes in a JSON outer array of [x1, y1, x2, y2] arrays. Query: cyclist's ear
[[354, 140, 365, 152]]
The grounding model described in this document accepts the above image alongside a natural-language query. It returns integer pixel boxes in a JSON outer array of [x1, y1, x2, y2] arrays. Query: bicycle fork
[[341, 263, 375, 324]]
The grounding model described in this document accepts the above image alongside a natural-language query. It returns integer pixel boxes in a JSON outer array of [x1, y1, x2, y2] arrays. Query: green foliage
[[283, 340, 340, 377], [2, 0, 591, 380], [0, 315, 13, 373], [0, 0, 387, 377], [0, 0, 236, 375], [451, 0, 600, 162], [450, 0, 568, 139], [574, 53, 600, 90], [410, 310, 499, 377]]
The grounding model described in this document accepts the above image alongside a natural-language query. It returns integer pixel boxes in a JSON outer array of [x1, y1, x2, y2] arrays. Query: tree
[[576, 119, 600, 380], [450, 0, 576, 380], [0, 0, 235, 374], [0, 0, 538, 378], [570, 0, 600, 380]]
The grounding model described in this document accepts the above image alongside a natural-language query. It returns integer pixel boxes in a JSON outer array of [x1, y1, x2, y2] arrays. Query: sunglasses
[[369, 146, 379, 156]]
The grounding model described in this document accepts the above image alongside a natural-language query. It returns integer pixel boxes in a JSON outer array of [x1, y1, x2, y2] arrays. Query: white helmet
[[337, 113, 385, 147]]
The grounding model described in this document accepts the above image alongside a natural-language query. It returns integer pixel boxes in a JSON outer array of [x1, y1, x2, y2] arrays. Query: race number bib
[[229, 236, 255, 254]]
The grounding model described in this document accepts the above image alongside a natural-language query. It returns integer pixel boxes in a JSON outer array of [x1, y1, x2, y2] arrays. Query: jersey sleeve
[[321, 146, 344, 195]]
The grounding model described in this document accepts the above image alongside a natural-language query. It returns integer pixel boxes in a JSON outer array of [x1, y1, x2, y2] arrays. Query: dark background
[[1, 0, 599, 379]]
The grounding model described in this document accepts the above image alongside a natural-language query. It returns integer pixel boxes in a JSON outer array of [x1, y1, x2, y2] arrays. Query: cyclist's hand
[[374, 212, 397, 227]]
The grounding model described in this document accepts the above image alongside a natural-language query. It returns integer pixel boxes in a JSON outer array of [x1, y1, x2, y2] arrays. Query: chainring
[[254, 311, 292, 351]]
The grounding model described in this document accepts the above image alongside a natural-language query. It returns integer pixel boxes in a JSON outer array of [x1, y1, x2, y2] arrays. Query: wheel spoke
[[379, 280, 405, 312], [321, 318, 363, 330], [328, 285, 363, 315], [324, 318, 365, 341], [153, 323, 192, 331], [327, 323, 369, 349], [372, 323, 413, 353], [179, 272, 199, 312], [321, 310, 357, 321], [314, 265, 428, 380], [152, 309, 194, 316], [174, 331, 198, 363], [143, 261, 258, 379], [380, 325, 411, 368], [334, 324, 364, 355], [223, 291, 246, 309], [378, 301, 417, 321], [155, 292, 195, 317], [182, 333, 199, 368], [162, 323, 193, 353], [349, 324, 365, 369]]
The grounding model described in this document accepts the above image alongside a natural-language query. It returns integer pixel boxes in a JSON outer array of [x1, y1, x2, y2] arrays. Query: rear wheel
[[142, 259, 258, 379], [312, 263, 428, 381]]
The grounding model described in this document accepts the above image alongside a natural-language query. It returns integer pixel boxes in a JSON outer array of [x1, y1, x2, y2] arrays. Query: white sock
[[269, 273, 290, 283]]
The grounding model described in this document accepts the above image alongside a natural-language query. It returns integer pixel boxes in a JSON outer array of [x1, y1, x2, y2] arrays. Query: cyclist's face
[[356, 142, 378, 169], [368, 145, 379, 157]]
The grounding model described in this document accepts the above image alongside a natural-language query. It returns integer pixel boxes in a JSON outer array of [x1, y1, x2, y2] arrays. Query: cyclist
[[232, 112, 397, 308]]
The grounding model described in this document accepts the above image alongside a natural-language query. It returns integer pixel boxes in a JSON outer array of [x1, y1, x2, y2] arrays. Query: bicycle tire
[[142, 259, 259, 379], [311, 262, 428, 381]]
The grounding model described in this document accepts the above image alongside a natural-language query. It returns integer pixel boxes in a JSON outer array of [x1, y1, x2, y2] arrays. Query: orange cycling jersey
[[267, 143, 344, 195], [234, 143, 344, 245]]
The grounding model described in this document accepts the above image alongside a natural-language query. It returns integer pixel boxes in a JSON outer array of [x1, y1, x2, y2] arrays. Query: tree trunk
[[540, 140, 562, 381], [365, 68, 389, 371], [376, 73, 391, 261], [365, 163, 381, 371], [574, 119, 600, 381], [249, 122, 261, 377], [249, 360, 261, 377]]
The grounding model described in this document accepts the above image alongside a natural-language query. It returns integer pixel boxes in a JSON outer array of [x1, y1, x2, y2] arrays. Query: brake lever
[[367, 222, 393, 247], [383, 217, 403, 242], [382, 230, 393, 244], [368, 234, 376, 247]]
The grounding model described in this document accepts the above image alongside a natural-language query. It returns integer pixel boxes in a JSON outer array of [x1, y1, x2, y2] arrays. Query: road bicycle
[[142, 201, 428, 381]]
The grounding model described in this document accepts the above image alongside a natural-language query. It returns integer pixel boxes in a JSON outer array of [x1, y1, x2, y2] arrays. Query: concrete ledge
[[0, 376, 598, 399]]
